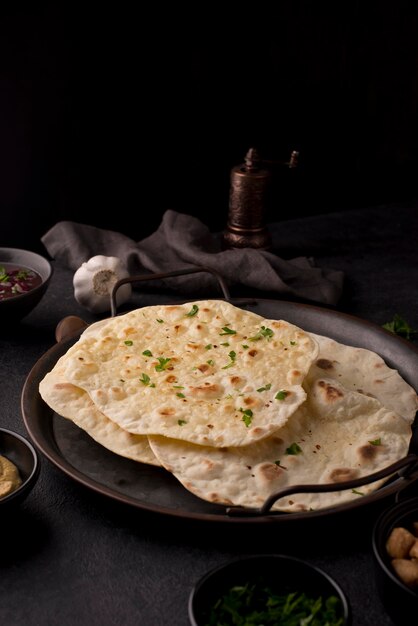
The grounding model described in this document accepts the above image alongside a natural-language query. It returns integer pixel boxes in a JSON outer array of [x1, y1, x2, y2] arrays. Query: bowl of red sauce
[[0, 247, 52, 320]]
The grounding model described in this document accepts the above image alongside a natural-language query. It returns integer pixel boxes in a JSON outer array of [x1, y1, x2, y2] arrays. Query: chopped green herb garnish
[[155, 357, 172, 372], [275, 390, 288, 400], [156, 318, 164, 324], [273, 460, 287, 469], [124, 340, 133, 346], [290, 340, 297, 345], [204, 344, 212, 350], [178, 419, 187, 426], [173, 385, 184, 389], [206, 582, 345, 626], [382, 314, 418, 340], [352, 489, 364, 496], [207, 359, 215, 366], [142, 349, 153, 357], [285, 442, 302, 455], [242, 344, 249, 349], [185, 304, 199, 317], [120, 379, 125, 383], [220, 342, 230, 347], [176, 392, 185, 398], [139, 373, 151, 385], [0, 267, 8, 282], [220, 326, 237, 335], [257, 383, 272, 392], [239, 408, 253, 427], [249, 326, 274, 341], [222, 350, 237, 369], [369, 438, 382, 446]]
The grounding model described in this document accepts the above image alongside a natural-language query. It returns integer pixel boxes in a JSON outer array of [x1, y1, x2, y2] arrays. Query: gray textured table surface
[[2, 203, 418, 625]]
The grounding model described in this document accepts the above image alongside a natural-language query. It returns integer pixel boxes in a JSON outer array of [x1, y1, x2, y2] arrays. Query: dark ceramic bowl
[[0, 428, 40, 507], [0, 247, 52, 320], [189, 554, 351, 626], [372, 497, 418, 626]]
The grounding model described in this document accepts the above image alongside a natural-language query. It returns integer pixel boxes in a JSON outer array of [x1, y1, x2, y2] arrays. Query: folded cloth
[[41, 210, 344, 305]]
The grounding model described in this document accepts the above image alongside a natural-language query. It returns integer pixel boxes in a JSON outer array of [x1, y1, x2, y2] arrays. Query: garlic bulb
[[73, 255, 132, 313]]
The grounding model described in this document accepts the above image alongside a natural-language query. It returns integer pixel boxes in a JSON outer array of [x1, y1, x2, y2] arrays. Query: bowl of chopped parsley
[[0, 247, 52, 321], [188, 554, 351, 626]]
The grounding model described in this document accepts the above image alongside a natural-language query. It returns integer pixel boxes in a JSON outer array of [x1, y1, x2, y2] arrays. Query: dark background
[[1, 3, 418, 252]]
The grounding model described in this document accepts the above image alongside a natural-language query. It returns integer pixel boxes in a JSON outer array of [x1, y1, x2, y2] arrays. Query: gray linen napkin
[[41, 210, 343, 304]]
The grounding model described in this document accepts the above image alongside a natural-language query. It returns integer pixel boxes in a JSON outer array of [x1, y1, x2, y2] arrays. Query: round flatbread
[[57, 300, 319, 447], [39, 356, 160, 466], [307, 333, 418, 424], [148, 377, 412, 512]]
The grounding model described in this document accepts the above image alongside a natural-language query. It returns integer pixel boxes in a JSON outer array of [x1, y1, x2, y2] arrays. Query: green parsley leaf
[[178, 419, 187, 426], [352, 489, 364, 496], [185, 304, 199, 317], [139, 373, 151, 385], [207, 359, 215, 366], [242, 344, 249, 349], [257, 383, 272, 392], [142, 349, 153, 357], [0, 267, 9, 282], [369, 438, 382, 446], [220, 326, 237, 335], [290, 340, 297, 345], [204, 344, 212, 350], [285, 442, 302, 455], [275, 390, 288, 400], [220, 342, 230, 347], [239, 408, 253, 427], [155, 357, 172, 372], [156, 319, 164, 324], [173, 385, 184, 389], [382, 314, 418, 340], [222, 350, 237, 369], [249, 326, 274, 341], [176, 392, 185, 398], [274, 460, 288, 470], [124, 340, 133, 346]]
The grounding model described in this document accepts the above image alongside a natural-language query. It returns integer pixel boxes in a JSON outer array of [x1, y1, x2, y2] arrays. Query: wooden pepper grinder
[[222, 147, 272, 250]]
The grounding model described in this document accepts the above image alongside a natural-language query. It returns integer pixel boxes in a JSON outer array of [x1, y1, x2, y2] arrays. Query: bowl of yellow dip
[[0, 428, 40, 507]]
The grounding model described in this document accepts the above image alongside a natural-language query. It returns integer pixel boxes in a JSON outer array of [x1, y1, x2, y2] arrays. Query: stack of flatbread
[[39, 300, 418, 512]]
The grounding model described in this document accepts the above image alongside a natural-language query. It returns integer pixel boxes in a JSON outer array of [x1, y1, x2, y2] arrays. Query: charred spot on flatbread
[[317, 380, 345, 402], [328, 467, 359, 482], [316, 358, 334, 370], [357, 443, 382, 461]]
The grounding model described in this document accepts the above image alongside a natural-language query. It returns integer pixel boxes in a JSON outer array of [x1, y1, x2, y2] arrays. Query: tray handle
[[227, 453, 418, 517], [110, 266, 231, 317]]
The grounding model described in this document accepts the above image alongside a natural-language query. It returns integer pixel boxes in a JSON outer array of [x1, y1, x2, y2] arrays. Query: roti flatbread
[[39, 355, 160, 466], [148, 377, 412, 512], [307, 333, 418, 423], [57, 300, 319, 447]]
